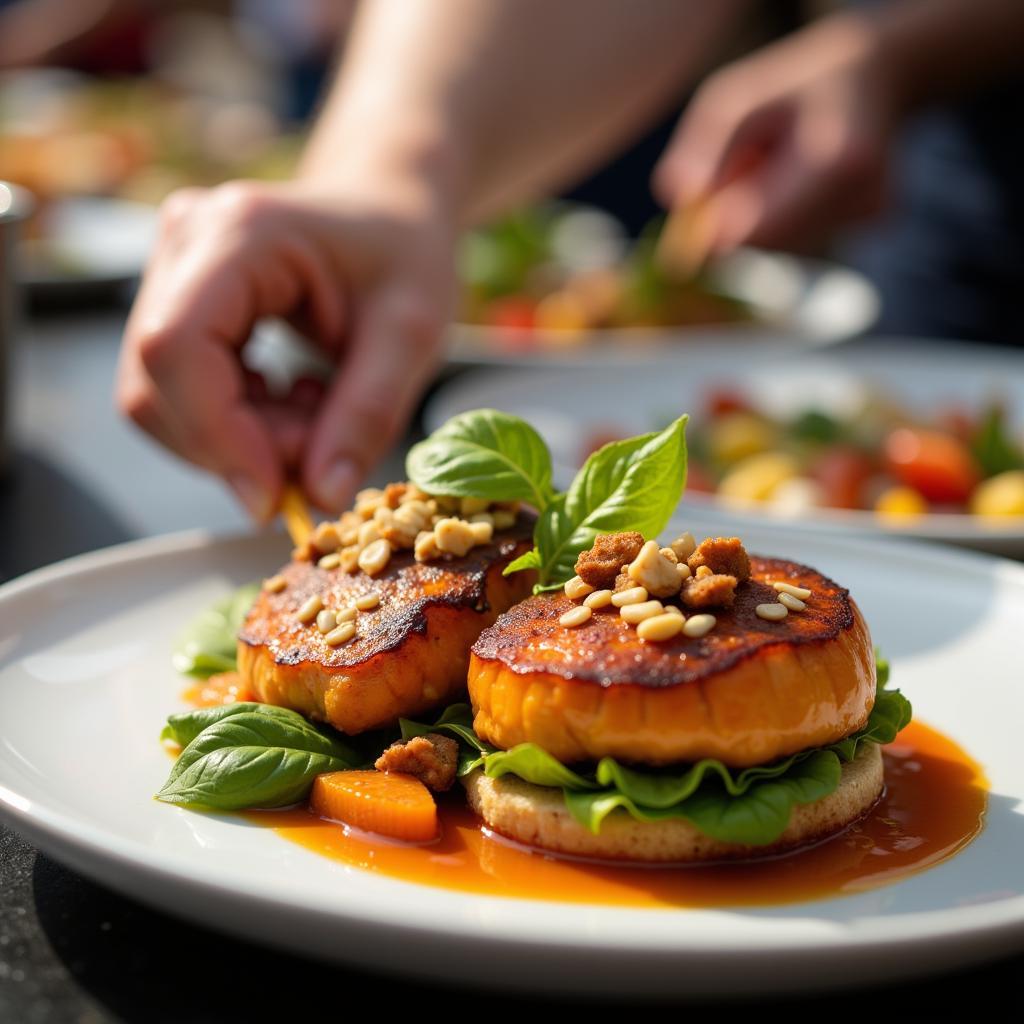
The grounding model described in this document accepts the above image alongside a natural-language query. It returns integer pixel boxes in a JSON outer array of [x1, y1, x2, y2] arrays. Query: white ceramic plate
[[426, 340, 1024, 557], [1, 524, 1022, 996], [446, 248, 880, 367], [19, 196, 157, 299]]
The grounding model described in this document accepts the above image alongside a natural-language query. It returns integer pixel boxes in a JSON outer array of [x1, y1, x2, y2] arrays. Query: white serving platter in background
[[426, 341, 1024, 557]]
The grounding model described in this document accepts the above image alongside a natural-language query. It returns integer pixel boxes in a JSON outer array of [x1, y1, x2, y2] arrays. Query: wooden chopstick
[[280, 483, 314, 548]]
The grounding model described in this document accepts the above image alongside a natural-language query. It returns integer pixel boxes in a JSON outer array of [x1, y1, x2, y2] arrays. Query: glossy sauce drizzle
[[247, 720, 987, 908]]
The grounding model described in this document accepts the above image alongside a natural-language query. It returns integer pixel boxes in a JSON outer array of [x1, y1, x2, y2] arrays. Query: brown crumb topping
[[374, 732, 459, 791], [575, 532, 645, 589], [681, 573, 739, 609], [687, 537, 751, 582]]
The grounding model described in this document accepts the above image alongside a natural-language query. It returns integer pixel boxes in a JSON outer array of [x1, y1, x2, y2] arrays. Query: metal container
[[0, 183, 33, 473]]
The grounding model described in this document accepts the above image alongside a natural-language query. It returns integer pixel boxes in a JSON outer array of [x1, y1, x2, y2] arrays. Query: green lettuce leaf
[[172, 582, 260, 678]]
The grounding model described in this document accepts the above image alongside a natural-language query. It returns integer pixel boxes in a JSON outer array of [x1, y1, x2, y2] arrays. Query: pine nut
[[676, 562, 692, 581], [773, 581, 812, 600], [357, 520, 381, 549], [659, 546, 678, 564], [696, 565, 713, 579], [325, 622, 357, 646], [358, 539, 392, 576], [755, 602, 788, 621], [683, 613, 716, 638], [583, 589, 613, 609], [312, 523, 341, 555], [460, 496, 491, 516], [669, 532, 697, 561], [263, 575, 286, 593], [434, 517, 475, 556], [318, 553, 341, 570], [355, 592, 380, 611], [339, 547, 360, 573], [637, 612, 684, 642], [335, 605, 358, 623], [564, 575, 595, 600], [663, 604, 684, 618], [492, 509, 516, 530], [414, 530, 440, 562], [469, 520, 494, 545], [316, 609, 337, 633], [620, 600, 664, 624], [777, 592, 806, 612], [297, 594, 323, 624], [469, 512, 495, 527], [611, 586, 648, 607], [559, 605, 593, 628]]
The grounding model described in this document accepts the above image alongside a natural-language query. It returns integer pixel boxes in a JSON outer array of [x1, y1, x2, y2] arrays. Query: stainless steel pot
[[0, 182, 33, 473]]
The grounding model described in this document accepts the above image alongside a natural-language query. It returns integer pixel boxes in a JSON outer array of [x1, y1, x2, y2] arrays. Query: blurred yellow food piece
[[707, 412, 776, 465], [970, 470, 1024, 519], [874, 486, 928, 521], [718, 452, 799, 503]]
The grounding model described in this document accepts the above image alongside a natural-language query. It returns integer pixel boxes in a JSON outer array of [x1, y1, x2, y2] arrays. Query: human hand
[[116, 178, 455, 520], [653, 14, 905, 253]]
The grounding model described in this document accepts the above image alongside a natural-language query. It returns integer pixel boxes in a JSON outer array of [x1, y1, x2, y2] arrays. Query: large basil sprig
[[406, 409, 554, 508], [507, 416, 688, 588], [172, 582, 259, 678], [407, 407, 689, 592], [158, 704, 360, 810]]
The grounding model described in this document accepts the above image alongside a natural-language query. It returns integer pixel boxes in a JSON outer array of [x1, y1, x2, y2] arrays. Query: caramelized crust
[[238, 519, 534, 734], [469, 556, 876, 767]]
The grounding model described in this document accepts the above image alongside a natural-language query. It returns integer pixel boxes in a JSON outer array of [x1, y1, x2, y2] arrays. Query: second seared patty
[[238, 517, 534, 734]]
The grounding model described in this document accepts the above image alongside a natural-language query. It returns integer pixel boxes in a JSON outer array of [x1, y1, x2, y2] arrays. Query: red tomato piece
[[882, 428, 981, 504], [811, 447, 874, 510]]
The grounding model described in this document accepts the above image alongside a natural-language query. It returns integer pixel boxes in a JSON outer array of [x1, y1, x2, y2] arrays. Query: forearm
[[300, 0, 749, 224], [862, 0, 1024, 111]]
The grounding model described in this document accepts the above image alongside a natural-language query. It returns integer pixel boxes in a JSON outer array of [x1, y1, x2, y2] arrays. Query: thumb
[[302, 284, 445, 511]]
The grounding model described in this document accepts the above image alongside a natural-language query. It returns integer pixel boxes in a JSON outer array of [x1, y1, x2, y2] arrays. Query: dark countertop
[[1, 309, 1021, 1020]]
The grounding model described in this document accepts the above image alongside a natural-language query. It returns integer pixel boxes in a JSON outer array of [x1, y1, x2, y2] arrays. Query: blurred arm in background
[[117, 0, 749, 519], [653, 0, 1024, 254]]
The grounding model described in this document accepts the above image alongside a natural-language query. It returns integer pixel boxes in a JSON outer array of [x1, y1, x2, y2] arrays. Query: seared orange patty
[[469, 556, 875, 767], [238, 519, 534, 734]]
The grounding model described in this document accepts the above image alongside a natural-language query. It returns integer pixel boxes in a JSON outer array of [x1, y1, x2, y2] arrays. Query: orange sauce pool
[[246, 720, 987, 908]]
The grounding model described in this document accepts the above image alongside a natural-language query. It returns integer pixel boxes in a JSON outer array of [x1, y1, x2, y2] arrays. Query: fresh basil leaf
[[158, 746, 350, 810], [161, 701, 317, 747], [166, 709, 359, 786], [501, 548, 541, 578], [406, 409, 554, 508], [172, 582, 260, 678], [526, 415, 688, 587]]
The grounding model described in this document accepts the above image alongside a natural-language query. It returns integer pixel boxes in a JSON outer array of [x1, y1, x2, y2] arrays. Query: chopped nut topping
[[626, 540, 682, 598]]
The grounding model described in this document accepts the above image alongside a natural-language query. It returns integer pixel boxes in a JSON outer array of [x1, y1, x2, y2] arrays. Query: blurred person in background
[[114, 0, 1024, 522]]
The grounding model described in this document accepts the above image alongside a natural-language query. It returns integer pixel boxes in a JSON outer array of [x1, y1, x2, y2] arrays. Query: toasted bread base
[[463, 742, 883, 864]]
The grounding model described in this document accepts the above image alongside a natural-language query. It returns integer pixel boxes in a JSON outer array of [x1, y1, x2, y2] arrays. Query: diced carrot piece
[[183, 672, 256, 707], [310, 771, 438, 842]]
